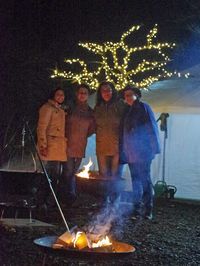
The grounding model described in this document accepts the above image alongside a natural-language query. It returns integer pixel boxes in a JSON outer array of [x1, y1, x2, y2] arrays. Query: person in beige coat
[[37, 87, 67, 208]]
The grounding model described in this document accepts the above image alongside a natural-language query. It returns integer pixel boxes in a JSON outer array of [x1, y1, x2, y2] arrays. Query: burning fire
[[91, 236, 112, 248], [76, 158, 93, 179], [72, 231, 112, 249], [72, 231, 89, 249], [54, 230, 112, 250]]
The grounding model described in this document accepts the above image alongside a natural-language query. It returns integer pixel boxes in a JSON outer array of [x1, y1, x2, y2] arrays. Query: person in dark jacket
[[94, 81, 125, 178], [120, 85, 160, 219], [94, 81, 126, 203], [61, 84, 95, 204]]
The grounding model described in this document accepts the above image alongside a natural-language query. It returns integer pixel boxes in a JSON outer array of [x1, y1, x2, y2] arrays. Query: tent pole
[[157, 113, 169, 183], [162, 130, 167, 182]]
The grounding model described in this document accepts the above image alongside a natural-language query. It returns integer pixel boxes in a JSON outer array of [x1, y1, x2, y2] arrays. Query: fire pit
[[33, 159, 135, 262], [34, 160, 135, 263], [34, 235, 135, 257], [75, 160, 125, 197], [76, 172, 125, 197]]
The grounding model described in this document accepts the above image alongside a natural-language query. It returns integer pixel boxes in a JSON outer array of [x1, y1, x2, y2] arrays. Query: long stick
[[25, 121, 70, 232]]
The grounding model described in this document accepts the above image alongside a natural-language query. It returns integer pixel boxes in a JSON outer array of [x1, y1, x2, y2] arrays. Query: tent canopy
[[142, 72, 200, 201], [143, 77, 200, 114]]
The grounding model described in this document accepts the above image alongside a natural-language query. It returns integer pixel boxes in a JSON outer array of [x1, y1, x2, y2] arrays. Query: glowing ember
[[76, 158, 93, 179]]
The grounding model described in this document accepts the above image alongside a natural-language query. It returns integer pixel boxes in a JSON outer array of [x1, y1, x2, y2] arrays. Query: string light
[[51, 24, 178, 90]]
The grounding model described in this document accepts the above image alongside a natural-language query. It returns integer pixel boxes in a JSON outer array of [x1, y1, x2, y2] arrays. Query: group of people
[[36, 81, 160, 220]]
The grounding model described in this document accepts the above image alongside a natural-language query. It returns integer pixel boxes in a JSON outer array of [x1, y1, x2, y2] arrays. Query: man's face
[[124, 89, 137, 106], [77, 87, 89, 103], [54, 90, 65, 104], [100, 85, 112, 102]]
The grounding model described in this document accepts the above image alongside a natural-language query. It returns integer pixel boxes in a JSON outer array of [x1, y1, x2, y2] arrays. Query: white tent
[[143, 76, 200, 201], [83, 71, 200, 201]]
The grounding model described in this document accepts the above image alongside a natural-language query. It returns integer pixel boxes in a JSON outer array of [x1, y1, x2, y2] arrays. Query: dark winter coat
[[120, 100, 160, 163], [66, 103, 95, 158], [94, 99, 126, 156]]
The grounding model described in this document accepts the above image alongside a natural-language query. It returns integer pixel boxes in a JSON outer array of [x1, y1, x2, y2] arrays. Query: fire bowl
[[75, 171, 125, 198], [34, 236, 135, 257]]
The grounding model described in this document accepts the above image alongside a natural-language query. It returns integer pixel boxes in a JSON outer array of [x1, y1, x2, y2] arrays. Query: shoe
[[144, 212, 153, 220], [131, 215, 141, 220], [131, 206, 142, 220], [131, 211, 142, 220]]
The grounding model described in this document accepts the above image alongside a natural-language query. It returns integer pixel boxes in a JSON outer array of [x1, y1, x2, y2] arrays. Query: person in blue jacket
[[120, 85, 160, 219]]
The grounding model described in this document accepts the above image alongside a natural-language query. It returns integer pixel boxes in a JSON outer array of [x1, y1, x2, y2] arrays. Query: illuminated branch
[[52, 24, 185, 90], [79, 42, 103, 55]]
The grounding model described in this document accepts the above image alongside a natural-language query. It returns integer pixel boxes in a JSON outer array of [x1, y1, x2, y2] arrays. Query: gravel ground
[[0, 195, 200, 266]]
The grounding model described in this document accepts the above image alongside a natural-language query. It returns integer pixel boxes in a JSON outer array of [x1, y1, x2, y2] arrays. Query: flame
[[91, 236, 112, 248], [76, 158, 93, 179], [72, 231, 82, 248], [71, 231, 112, 249], [72, 231, 89, 249]]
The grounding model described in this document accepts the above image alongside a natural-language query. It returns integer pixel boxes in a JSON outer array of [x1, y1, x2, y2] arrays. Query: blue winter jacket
[[120, 100, 160, 163]]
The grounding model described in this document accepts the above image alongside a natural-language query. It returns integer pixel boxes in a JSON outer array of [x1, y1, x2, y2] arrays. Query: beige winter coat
[[37, 99, 67, 161]]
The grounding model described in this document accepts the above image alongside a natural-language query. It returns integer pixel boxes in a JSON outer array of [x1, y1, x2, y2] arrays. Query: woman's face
[[124, 89, 137, 106], [77, 87, 89, 103], [100, 85, 113, 102], [53, 90, 65, 104]]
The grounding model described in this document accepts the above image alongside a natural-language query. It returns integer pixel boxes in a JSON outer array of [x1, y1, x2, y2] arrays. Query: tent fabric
[[151, 114, 200, 200], [143, 78, 200, 114], [142, 77, 200, 200], [83, 76, 200, 201]]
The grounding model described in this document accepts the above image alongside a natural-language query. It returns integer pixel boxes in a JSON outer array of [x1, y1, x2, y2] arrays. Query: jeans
[[62, 157, 82, 198], [128, 161, 153, 215]]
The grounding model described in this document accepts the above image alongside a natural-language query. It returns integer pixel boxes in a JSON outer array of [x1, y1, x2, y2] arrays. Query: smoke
[[82, 197, 133, 241], [85, 205, 117, 236]]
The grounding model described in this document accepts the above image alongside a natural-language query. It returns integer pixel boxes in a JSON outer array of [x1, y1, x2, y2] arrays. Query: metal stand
[[157, 113, 169, 183], [0, 201, 36, 223], [1, 121, 37, 171], [25, 121, 70, 232], [162, 128, 167, 182]]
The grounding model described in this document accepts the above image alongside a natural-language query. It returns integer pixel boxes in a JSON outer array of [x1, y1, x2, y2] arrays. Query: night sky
[[0, 0, 200, 138]]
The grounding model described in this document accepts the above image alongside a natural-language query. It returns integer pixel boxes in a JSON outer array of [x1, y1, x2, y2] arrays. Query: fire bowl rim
[[34, 235, 135, 255]]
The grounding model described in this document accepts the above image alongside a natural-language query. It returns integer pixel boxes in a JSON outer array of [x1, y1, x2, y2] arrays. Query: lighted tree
[[52, 24, 177, 90]]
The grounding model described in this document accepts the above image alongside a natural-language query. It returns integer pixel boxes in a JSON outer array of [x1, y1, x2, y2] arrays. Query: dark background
[[1, 0, 200, 144]]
